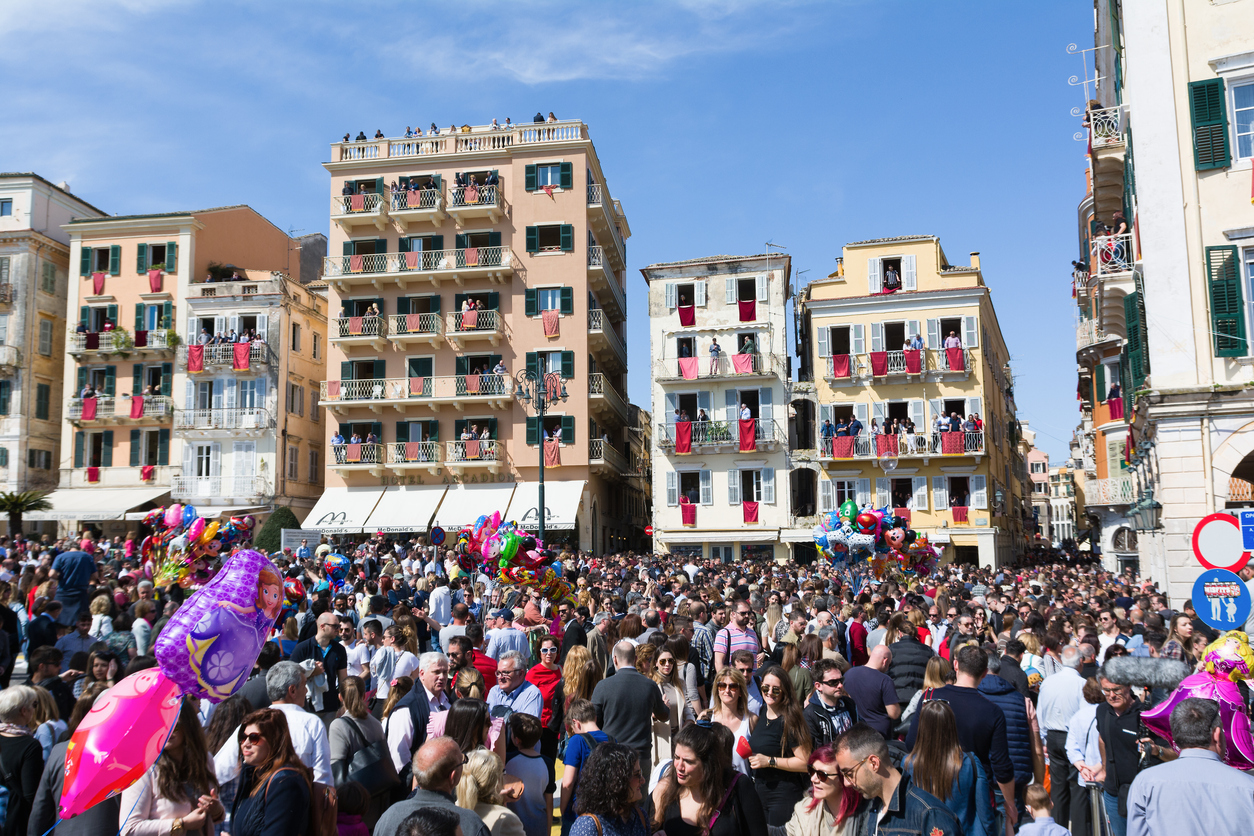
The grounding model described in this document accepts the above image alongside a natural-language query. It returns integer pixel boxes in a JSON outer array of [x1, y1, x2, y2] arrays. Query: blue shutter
[[157, 428, 170, 465], [101, 430, 114, 467]]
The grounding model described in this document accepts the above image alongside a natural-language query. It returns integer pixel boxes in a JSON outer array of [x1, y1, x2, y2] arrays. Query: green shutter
[[0, 381, 10, 415], [559, 224, 574, 252], [1095, 363, 1106, 403], [455, 234, 467, 250], [561, 414, 575, 444], [487, 292, 499, 310], [525, 164, 537, 191], [343, 241, 354, 257], [526, 352, 538, 379], [373, 359, 386, 379], [101, 430, 113, 467], [374, 238, 387, 255], [35, 384, 49, 421], [103, 365, 116, 395], [136, 243, 148, 273], [375, 178, 385, 196], [455, 356, 469, 376], [160, 362, 172, 396], [132, 364, 144, 394], [108, 245, 121, 276], [526, 417, 539, 445], [559, 162, 573, 190], [489, 354, 502, 369], [427, 420, 439, 442], [525, 226, 539, 253], [80, 247, 91, 276], [129, 429, 141, 466], [559, 286, 574, 315], [1189, 79, 1230, 171], [454, 419, 467, 439], [162, 301, 173, 328], [396, 296, 411, 315], [398, 236, 410, 253], [74, 431, 85, 468], [1123, 292, 1146, 388], [77, 368, 87, 393], [106, 304, 118, 326], [525, 289, 538, 316], [134, 303, 145, 331], [486, 417, 497, 439], [1207, 246, 1247, 357], [431, 235, 443, 251], [488, 231, 501, 248], [341, 361, 354, 381], [396, 422, 409, 443], [79, 306, 89, 329], [157, 428, 169, 465], [371, 421, 382, 441], [166, 241, 177, 271], [0, 449, 7, 468], [560, 350, 574, 378], [432, 175, 442, 190], [430, 295, 441, 313], [454, 293, 466, 312]]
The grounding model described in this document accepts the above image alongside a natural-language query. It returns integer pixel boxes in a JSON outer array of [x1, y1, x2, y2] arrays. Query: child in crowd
[[505, 712, 551, 836], [1018, 784, 1070, 836]]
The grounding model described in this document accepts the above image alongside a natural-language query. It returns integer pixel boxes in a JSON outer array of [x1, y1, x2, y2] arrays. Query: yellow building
[[798, 235, 1024, 568]]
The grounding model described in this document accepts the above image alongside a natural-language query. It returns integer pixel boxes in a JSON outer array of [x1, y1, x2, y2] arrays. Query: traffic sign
[[1192, 568, 1251, 631], [1240, 509, 1254, 551], [644, 525, 654, 536], [1192, 513, 1250, 572]]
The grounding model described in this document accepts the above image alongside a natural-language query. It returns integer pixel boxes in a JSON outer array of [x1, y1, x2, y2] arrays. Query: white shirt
[[429, 585, 452, 626], [1036, 666, 1087, 736], [740, 407, 752, 420], [1065, 702, 1101, 786], [385, 686, 450, 772], [347, 641, 373, 680], [371, 648, 419, 700], [214, 701, 332, 786]]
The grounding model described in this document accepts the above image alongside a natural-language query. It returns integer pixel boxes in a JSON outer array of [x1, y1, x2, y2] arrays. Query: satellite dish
[[879, 452, 898, 472]]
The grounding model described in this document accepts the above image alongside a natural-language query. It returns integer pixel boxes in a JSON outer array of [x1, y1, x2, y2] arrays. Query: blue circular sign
[[1191, 568, 1251, 632], [430, 526, 446, 546]]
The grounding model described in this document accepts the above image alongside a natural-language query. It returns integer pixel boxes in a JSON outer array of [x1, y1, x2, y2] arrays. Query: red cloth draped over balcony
[[678, 305, 695, 327], [86, 467, 100, 483], [739, 419, 756, 452], [187, 345, 204, 372], [140, 465, 155, 482], [129, 397, 144, 419], [465, 185, 480, 204], [462, 309, 478, 330], [542, 309, 560, 337], [876, 434, 899, 456], [85, 332, 100, 350], [951, 506, 969, 523], [743, 501, 760, 524], [737, 299, 756, 322], [148, 270, 163, 293], [832, 436, 856, 458], [464, 375, 480, 394], [409, 377, 426, 396], [870, 352, 888, 376], [350, 194, 365, 211], [680, 499, 696, 526], [946, 347, 965, 371], [732, 354, 754, 375], [407, 191, 423, 208], [405, 441, 423, 460], [1108, 398, 1125, 420], [831, 354, 851, 378], [678, 357, 698, 380], [904, 349, 922, 373], [941, 432, 964, 454], [464, 247, 479, 266], [233, 343, 251, 370], [92, 272, 105, 295], [346, 443, 362, 462], [545, 376, 560, 401], [544, 439, 561, 467], [348, 317, 364, 335], [327, 380, 341, 398], [894, 508, 911, 524], [406, 313, 423, 331], [465, 439, 480, 459], [674, 421, 692, 454], [81, 397, 98, 421], [405, 252, 420, 269], [134, 330, 148, 348], [349, 254, 364, 273]]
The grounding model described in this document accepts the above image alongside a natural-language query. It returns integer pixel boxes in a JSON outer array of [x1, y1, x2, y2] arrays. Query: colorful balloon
[[182, 505, 198, 527], [186, 517, 206, 543]]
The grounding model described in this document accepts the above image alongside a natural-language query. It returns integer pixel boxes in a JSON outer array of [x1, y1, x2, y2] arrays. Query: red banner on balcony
[[465, 185, 480, 204], [946, 347, 965, 371], [87, 467, 100, 483], [831, 354, 851, 378], [876, 434, 899, 456], [140, 465, 155, 482], [85, 332, 100, 350], [941, 432, 964, 454], [678, 305, 695, 327], [405, 252, 419, 269], [405, 441, 423, 461], [134, 330, 148, 348], [406, 313, 423, 332], [129, 397, 144, 419], [465, 439, 481, 459], [81, 397, 98, 420], [464, 374, 480, 394], [1108, 398, 1125, 420], [544, 439, 561, 467], [148, 270, 163, 292], [233, 343, 251, 371], [870, 352, 888, 376], [743, 501, 760, 524], [904, 349, 922, 373], [187, 345, 204, 372], [464, 247, 479, 266], [407, 191, 423, 208], [409, 377, 426, 396], [832, 436, 856, 458], [327, 380, 341, 398], [348, 316, 363, 335], [894, 508, 911, 524], [674, 421, 692, 454], [351, 194, 365, 211], [732, 354, 754, 375], [680, 500, 696, 526], [546, 376, 560, 401], [462, 309, 478, 330], [346, 443, 362, 463], [738, 299, 756, 322], [739, 419, 756, 452], [91, 272, 105, 295], [678, 357, 698, 380], [951, 505, 969, 523], [542, 309, 560, 337], [349, 255, 363, 273]]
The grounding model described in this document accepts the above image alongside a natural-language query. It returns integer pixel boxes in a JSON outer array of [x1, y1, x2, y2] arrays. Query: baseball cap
[[492, 608, 513, 620]]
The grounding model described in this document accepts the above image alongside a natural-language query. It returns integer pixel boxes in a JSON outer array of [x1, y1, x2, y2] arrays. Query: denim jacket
[[862, 771, 962, 836]]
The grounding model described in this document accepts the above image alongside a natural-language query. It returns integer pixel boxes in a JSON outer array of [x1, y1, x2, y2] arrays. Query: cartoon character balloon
[[324, 553, 350, 594]]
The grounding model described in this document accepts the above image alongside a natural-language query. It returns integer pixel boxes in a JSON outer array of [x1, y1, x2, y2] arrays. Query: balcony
[[67, 396, 173, 424], [588, 373, 629, 426], [587, 310, 627, 372], [938, 348, 972, 374], [333, 121, 589, 163], [173, 408, 273, 436], [587, 183, 627, 269], [330, 191, 388, 232], [0, 345, 18, 370], [445, 439, 503, 474], [589, 438, 628, 476], [587, 247, 626, 321], [191, 277, 282, 298], [69, 331, 127, 356], [388, 187, 447, 231], [176, 342, 272, 371], [329, 443, 386, 473], [321, 374, 514, 413], [1076, 319, 1110, 350], [331, 315, 389, 351], [384, 441, 443, 474], [1091, 234, 1135, 287], [322, 248, 516, 292], [1089, 473, 1135, 505], [867, 350, 927, 379], [654, 352, 784, 383], [170, 476, 270, 502], [387, 312, 444, 348], [447, 184, 503, 225], [447, 310, 503, 348], [815, 431, 986, 463], [1087, 106, 1127, 220], [62, 465, 174, 488], [823, 354, 863, 386], [656, 419, 787, 453]]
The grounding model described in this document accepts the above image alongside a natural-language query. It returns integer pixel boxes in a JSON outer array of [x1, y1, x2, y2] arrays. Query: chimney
[[970, 252, 981, 270], [57, 181, 71, 193]]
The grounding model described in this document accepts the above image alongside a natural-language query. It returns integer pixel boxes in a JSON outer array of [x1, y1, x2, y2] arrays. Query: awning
[[780, 528, 817, 543], [659, 529, 780, 544], [123, 504, 271, 521], [504, 480, 585, 531], [25, 487, 170, 521], [304, 487, 386, 534], [363, 486, 447, 533], [433, 483, 517, 530]]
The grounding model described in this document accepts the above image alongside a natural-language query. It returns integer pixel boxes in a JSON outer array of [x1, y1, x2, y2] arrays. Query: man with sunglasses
[[805, 658, 857, 746], [835, 723, 960, 836], [714, 598, 764, 674]]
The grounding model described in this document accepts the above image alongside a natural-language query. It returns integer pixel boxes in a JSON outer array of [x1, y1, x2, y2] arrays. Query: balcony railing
[[588, 309, 627, 368], [192, 278, 282, 298], [385, 441, 442, 466], [588, 373, 629, 424], [332, 315, 388, 340], [448, 184, 499, 209], [816, 431, 986, 459], [939, 348, 972, 373], [448, 309, 502, 334], [446, 439, 501, 463], [1091, 234, 1134, 278], [825, 354, 861, 380], [173, 408, 272, 431], [330, 443, 386, 465], [171, 476, 270, 500], [1076, 319, 1106, 349], [67, 396, 174, 421], [656, 419, 786, 448], [655, 353, 782, 381], [321, 374, 513, 404], [587, 246, 626, 318], [322, 248, 515, 282], [176, 342, 271, 369], [387, 313, 443, 341], [589, 439, 628, 473], [587, 183, 626, 262], [66, 397, 115, 421], [334, 121, 588, 162], [1088, 106, 1124, 149], [869, 350, 926, 376], [1090, 474, 1135, 504], [331, 192, 386, 216], [69, 332, 128, 354], [390, 188, 441, 211]]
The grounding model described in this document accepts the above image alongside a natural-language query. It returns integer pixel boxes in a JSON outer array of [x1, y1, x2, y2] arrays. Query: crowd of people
[[0, 528, 1251, 836], [343, 113, 562, 143]]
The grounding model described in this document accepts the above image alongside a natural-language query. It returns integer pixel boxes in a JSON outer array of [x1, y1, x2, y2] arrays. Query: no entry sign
[[1192, 513, 1250, 572]]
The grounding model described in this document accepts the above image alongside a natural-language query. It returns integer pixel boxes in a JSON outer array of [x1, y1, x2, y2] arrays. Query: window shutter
[[560, 350, 574, 378], [697, 390, 711, 415], [396, 296, 411, 316], [398, 237, 410, 254], [36, 384, 49, 420], [0, 381, 9, 415], [868, 258, 881, 294], [134, 303, 144, 331], [343, 241, 354, 257], [453, 292, 467, 312], [157, 361, 171, 396], [525, 164, 537, 191], [486, 417, 496, 439], [854, 403, 869, 425], [819, 478, 834, 512], [876, 478, 891, 508], [1206, 246, 1246, 357], [971, 475, 988, 509], [212, 379, 225, 411], [929, 398, 943, 426], [560, 224, 574, 252], [725, 278, 736, 305], [665, 283, 677, 309], [129, 429, 141, 466], [373, 359, 386, 379], [525, 226, 539, 253], [74, 431, 85, 468], [819, 404, 833, 428], [873, 401, 886, 426], [855, 478, 871, 508], [106, 304, 118, 327], [725, 389, 738, 421], [870, 322, 884, 352], [851, 324, 865, 355], [101, 430, 114, 467], [695, 281, 707, 307], [164, 240, 177, 271], [967, 397, 982, 419], [561, 414, 575, 443], [488, 230, 501, 249], [136, 243, 148, 273], [153, 428, 168, 465], [963, 315, 978, 347], [926, 319, 940, 348], [932, 476, 949, 510], [763, 467, 775, 504], [108, 245, 121, 276], [225, 379, 237, 410], [162, 302, 173, 329], [427, 419, 439, 442], [525, 352, 538, 378], [907, 320, 920, 345], [80, 247, 91, 276], [902, 255, 917, 290], [559, 162, 573, 189], [132, 364, 143, 394], [912, 476, 928, 511], [817, 326, 830, 358], [524, 288, 538, 316], [757, 274, 768, 302], [560, 286, 574, 315], [77, 367, 87, 394], [759, 387, 773, 423], [455, 234, 467, 251], [1188, 79, 1230, 171], [526, 416, 539, 445], [666, 470, 678, 506], [1095, 364, 1106, 403], [103, 365, 116, 396], [727, 468, 740, 505]]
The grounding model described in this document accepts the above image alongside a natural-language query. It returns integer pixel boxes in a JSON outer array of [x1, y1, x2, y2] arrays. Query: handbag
[[332, 715, 402, 796]]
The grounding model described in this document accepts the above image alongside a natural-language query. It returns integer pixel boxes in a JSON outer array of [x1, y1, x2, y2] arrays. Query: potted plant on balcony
[[166, 330, 182, 348], [0, 490, 52, 536], [107, 327, 133, 357]]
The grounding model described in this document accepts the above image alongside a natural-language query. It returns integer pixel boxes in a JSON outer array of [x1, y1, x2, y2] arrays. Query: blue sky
[[2, 1, 1090, 459]]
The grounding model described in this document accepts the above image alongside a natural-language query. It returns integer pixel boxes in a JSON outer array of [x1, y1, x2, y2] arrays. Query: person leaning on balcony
[[848, 415, 863, 437], [485, 170, 499, 186], [365, 431, 379, 444], [962, 416, 976, 434], [75, 320, 87, 334], [943, 331, 962, 349], [547, 111, 557, 122], [198, 328, 211, 345], [708, 338, 721, 374], [907, 334, 923, 350], [355, 131, 367, 141], [834, 418, 848, 438], [79, 382, 96, 399], [374, 129, 384, 138], [493, 360, 507, 376], [534, 112, 545, 123], [342, 132, 350, 142], [820, 419, 835, 449], [948, 413, 962, 433], [1111, 211, 1128, 236], [350, 431, 362, 444]]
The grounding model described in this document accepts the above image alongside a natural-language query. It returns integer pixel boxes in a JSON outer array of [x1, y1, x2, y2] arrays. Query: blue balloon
[[182, 505, 198, 527]]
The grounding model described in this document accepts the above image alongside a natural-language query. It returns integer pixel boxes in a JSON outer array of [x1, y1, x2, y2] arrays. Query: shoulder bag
[[331, 716, 402, 796]]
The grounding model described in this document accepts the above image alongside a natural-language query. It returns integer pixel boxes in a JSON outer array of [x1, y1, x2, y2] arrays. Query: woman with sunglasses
[[651, 645, 694, 765], [746, 666, 812, 826], [527, 635, 564, 800], [905, 699, 979, 836], [708, 667, 755, 776], [229, 708, 311, 836], [777, 744, 863, 836], [122, 698, 224, 836], [649, 722, 768, 836]]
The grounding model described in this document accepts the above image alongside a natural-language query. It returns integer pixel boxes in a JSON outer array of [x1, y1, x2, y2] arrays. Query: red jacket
[[848, 620, 869, 666], [526, 663, 562, 726], [472, 649, 498, 684]]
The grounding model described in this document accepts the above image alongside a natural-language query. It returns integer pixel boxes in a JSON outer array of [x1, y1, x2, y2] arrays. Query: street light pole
[[514, 368, 568, 546]]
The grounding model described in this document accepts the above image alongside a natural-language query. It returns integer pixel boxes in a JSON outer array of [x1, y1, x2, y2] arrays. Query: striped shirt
[[713, 624, 760, 660]]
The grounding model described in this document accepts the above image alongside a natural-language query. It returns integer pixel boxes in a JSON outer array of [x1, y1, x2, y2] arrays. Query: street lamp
[[514, 368, 568, 546]]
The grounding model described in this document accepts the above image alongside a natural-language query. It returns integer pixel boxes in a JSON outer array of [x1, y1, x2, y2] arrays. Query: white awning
[[363, 486, 447, 533], [780, 528, 817, 543], [123, 504, 271, 521], [433, 483, 517, 530], [504, 480, 585, 531], [304, 488, 386, 534], [25, 487, 170, 521], [658, 529, 780, 544]]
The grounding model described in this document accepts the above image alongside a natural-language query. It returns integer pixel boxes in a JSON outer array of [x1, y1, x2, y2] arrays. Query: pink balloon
[[163, 504, 183, 529], [186, 517, 206, 542], [60, 668, 181, 819]]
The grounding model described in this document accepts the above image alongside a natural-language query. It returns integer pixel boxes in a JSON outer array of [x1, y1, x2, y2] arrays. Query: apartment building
[[35, 205, 314, 536], [644, 253, 799, 563], [797, 236, 1024, 568], [1026, 436, 1051, 547], [1049, 465, 1078, 546], [0, 175, 106, 522], [307, 121, 633, 552], [1075, 0, 1254, 594]]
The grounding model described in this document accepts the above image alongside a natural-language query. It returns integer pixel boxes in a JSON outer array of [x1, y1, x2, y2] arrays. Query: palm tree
[[0, 490, 52, 537]]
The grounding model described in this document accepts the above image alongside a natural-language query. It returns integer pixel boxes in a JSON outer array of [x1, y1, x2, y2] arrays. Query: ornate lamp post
[[514, 368, 568, 545]]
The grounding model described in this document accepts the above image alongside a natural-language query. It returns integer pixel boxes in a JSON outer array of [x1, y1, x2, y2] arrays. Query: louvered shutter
[[525, 227, 539, 253], [867, 258, 881, 293], [757, 274, 768, 302], [136, 243, 148, 273], [1206, 247, 1246, 357], [560, 286, 574, 315], [157, 429, 169, 465], [725, 389, 738, 421], [665, 283, 677, 309], [108, 245, 121, 275], [852, 324, 865, 355], [101, 431, 113, 466], [817, 326, 830, 358], [932, 476, 949, 510], [560, 225, 574, 252], [971, 475, 988, 509], [1189, 79, 1230, 170], [855, 478, 871, 508], [907, 320, 920, 345], [870, 322, 884, 352], [727, 469, 740, 505], [560, 414, 575, 443], [559, 162, 573, 190], [912, 477, 928, 511], [875, 478, 891, 508], [910, 399, 925, 429], [666, 471, 678, 506], [927, 319, 940, 348], [759, 388, 772, 424], [820, 478, 834, 512], [725, 278, 736, 304], [963, 316, 978, 347], [130, 430, 141, 466], [526, 417, 539, 445], [695, 281, 707, 307], [902, 255, 917, 290], [525, 165, 537, 191], [763, 467, 775, 504], [699, 469, 713, 505]]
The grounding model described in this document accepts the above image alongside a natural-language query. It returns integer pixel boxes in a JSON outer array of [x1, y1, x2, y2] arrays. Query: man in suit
[[591, 640, 669, 770], [558, 604, 587, 665], [387, 651, 451, 777]]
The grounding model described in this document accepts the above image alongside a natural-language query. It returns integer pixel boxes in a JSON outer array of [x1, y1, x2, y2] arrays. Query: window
[[535, 225, 562, 251], [291, 323, 301, 351], [536, 164, 562, 188], [287, 383, 304, 416], [38, 319, 52, 355], [948, 476, 971, 507], [537, 288, 562, 311], [287, 446, 299, 479], [308, 450, 319, 482], [0, 258, 7, 283], [1034, 483, 1050, 495], [1031, 461, 1046, 474], [27, 450, 52, 470], [93, 248, 112, 272], [313, 332, 322, 360], [35, 384, 50, 420], [40, 262, 55, 294], [537, 350, 563, 374], [310, 389, 320, 422], [0, 200, 10, 217], [0, 315, 8, 345], [1236, 81, 1254, 160]]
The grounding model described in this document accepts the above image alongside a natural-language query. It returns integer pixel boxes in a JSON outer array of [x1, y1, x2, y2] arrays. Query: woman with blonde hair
[[707, 667, 755, 776], [634, 642, 657, 679], [30, 687, 64, 761], [379, 675, 414, 722], [907, 607, 932, 646], [456, 748, 525, 836], [453, 667, 488, 700], [1017, 632, 1045, 673], [87, 595, 114, 639], [561, 645, 601, 709], [900, 655, 955, 727], [762, 601, 784, 651], [371, 623, 419, 705]]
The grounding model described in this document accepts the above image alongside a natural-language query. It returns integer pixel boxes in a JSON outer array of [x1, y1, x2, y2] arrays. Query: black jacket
[[559, 618, 587, 665], [27, 740, 120, 836], [887, 634, 934, 706], [230, 764, 310, 836], [998, 656, 1031, 697], [804, 691, 858, 748]]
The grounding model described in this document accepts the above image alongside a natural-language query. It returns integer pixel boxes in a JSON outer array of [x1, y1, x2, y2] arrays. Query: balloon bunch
[[278, 577, 306, 628], [813, 499, 939, 580], [140, 505, 255, 589], [323, 553, 350, 595], [452, 510, 575, 607]]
